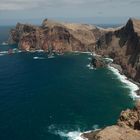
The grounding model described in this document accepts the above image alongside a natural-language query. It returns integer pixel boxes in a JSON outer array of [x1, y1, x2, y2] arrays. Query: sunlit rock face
[[9, 19, 103, 52]]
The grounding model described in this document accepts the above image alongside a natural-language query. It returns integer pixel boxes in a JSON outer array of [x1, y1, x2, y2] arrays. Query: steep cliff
[[9, 19, 103, 52], [82, 100, 140, 140], [95, 18, 140, 82]]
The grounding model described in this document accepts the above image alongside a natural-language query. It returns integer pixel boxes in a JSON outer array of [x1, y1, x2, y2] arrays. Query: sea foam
[[48, 125, 87, 140], [73, 51, 92, 56], [86, 64, 95, 70], [88, 57, 92, 60], [108, 66, 140, 99], [0, 49, 22, 56], [33, 56, 46, 60], [55, 130, 86, 140]]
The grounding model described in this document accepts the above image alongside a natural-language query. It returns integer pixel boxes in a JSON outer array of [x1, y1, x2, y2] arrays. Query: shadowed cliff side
[[95, 18, 140, 82]]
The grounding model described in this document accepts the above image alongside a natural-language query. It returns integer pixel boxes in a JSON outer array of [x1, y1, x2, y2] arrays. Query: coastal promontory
[[9, 19, 103, 52]]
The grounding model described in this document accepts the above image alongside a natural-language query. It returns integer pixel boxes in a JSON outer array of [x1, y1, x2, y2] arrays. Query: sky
[[0, 0, 140, 25]]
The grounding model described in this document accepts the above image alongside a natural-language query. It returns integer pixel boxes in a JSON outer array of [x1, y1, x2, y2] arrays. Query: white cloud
[[0, 0, 139, 11], [0, 0, 51, 10]]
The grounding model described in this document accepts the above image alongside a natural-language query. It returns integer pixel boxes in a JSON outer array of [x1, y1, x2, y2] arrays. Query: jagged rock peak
[[125, 18, 140, 35]]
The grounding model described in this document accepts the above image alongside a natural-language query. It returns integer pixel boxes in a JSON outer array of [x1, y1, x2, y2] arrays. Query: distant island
[[8, 18, 140, 140]]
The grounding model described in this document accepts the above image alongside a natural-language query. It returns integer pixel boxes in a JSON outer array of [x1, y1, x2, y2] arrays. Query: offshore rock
[[91, 56, 107, 68]]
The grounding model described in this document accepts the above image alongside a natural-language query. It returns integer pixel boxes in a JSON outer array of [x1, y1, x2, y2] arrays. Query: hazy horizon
[[0, 0, 140, 25], [0, 17, 139, 26]]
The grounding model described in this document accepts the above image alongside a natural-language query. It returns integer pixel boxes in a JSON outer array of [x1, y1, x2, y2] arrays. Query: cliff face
[[95, 18, 140, 82], [9, 19, 103, 52], [8, 17, 140, 140], [82, 100, 140, 140]]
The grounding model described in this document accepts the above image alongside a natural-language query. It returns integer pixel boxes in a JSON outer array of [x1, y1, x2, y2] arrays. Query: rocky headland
[[9, 19, 105, 52]]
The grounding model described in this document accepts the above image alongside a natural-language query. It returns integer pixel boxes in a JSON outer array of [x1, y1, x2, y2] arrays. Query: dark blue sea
[[0, 26, 134, 140]]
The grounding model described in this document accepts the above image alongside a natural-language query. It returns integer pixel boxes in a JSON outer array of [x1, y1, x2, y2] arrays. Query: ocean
[[0, 26, 136, 140]]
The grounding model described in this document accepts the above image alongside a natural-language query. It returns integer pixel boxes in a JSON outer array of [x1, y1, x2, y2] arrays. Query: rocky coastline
[[91, 55, 140, 97], [8, 19, 104, 52], [9, 18, 140, 83], [8, 18, 140, 140], [81, 54, 140, 139]]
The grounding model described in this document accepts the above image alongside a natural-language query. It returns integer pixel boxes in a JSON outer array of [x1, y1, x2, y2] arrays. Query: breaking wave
[[88, 57, 92, 60], [92, 124, 99, 130], [86, 64, 96, 70], [108, 66, 140, 99], [47, 124, 100, 140], [48, 125, 87, 140]]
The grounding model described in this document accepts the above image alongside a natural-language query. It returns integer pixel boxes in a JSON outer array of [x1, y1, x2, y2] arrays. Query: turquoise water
[[0, 26, 134, 140]]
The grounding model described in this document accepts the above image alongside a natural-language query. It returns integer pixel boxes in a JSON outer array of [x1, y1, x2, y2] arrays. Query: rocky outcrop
[[9, 19, 103, 52], [82, 100, 140, 140], [95, 18, 140, 82], [91, 56, 107, 68]]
